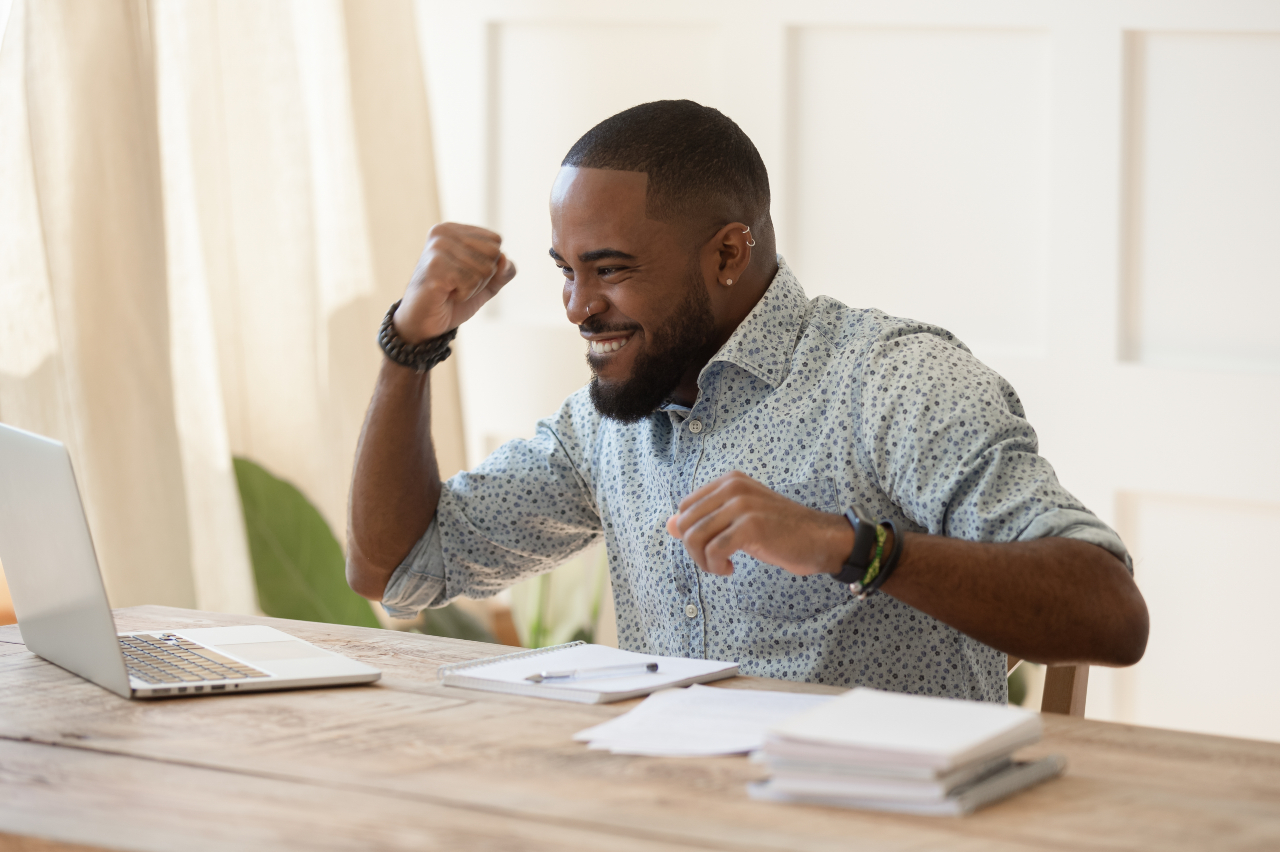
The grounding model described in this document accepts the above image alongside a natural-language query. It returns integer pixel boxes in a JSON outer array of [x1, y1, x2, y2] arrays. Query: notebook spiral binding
[[436, 641, 586, 680]]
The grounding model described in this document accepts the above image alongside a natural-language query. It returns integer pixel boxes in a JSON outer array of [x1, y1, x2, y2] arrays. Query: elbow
[[1105, 583, 1150, 668], [345, 552, 391, 602], [1117, 597, 1149, 667]]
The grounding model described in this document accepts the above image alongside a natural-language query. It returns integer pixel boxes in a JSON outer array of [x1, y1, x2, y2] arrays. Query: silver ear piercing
[[726, 226, 754, 283]]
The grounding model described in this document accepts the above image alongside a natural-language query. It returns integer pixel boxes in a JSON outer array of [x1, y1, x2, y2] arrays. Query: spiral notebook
[[437, 642, 739, 704]]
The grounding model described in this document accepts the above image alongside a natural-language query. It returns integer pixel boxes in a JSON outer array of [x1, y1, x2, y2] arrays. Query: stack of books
[[749, 687, 1065, 816]]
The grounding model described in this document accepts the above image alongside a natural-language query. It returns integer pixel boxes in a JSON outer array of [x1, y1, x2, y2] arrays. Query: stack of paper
[[574, 685, 834, 756], [749, 688, 1065, 816]]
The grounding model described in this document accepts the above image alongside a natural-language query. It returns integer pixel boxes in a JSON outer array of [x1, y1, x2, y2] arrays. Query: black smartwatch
[[834, 505, 879, 586]]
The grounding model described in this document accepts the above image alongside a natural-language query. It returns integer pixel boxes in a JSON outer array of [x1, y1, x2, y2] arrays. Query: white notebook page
[[454, 644, 734, 697]]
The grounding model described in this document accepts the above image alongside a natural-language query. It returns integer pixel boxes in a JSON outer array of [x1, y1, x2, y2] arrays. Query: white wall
[[415, 0, 1280, 742]]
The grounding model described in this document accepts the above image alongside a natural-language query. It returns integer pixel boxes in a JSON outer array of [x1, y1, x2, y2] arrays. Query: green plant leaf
[[1008, 664, 1028, 706], [233, 457, 380, 629]]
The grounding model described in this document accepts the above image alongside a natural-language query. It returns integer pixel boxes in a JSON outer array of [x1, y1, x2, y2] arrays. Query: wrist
[[848, 519, 904, 599], [391, 300, 439, 346], [831, 506, 906, 597], [833, 505, 877, 584], [379, 299, 457, 374], [881, 528, 896, 568], [390, 303, 418, 344], [821, 512, 856, 575]]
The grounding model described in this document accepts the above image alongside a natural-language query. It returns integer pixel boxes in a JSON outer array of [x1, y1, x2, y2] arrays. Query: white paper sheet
[[573, 684, 836, 757], [446, 643, 736, 700]]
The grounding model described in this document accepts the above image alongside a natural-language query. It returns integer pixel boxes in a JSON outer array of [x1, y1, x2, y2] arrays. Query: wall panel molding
[[1114, 491, 1280, 742], [787, 26, 1052, 359], [1121, 30, 1280, 372]]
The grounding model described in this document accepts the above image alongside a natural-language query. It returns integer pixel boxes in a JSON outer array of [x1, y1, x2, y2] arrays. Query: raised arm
[[346, 223, 516, 600]]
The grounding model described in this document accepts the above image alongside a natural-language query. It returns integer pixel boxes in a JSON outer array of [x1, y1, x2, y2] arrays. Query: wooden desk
[[1, 606, 1277, 851]]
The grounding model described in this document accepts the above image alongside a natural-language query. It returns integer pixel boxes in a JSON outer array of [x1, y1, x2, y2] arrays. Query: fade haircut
[[561, 100, 772, 237]]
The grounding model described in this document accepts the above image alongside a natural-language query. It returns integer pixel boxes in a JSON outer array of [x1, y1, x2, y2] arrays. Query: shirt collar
[[699, 256, 808, 391]]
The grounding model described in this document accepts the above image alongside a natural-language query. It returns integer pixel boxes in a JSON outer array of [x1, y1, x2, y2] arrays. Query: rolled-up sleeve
[[379, 389, 604, 617], [857, 325, 1132, 571], [381, 519, 448, 618], [1018, 507, 1132, 572]]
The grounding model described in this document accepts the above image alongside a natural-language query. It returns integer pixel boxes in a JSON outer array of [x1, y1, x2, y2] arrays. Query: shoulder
[[800, 297, 972, 370], [795, 298, 1028, 416]]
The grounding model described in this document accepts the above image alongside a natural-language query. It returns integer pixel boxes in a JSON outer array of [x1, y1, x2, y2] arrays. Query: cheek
[[608, 295, 656, 334]]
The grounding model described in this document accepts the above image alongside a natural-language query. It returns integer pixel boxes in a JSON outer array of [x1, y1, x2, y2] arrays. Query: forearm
[[668, 472, 1149, 669], [878, 532, 1148, 667], [346, 359, 442, 600]]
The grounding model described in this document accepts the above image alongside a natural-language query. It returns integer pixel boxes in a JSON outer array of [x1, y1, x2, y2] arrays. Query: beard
[[585, 265, 719, 423]]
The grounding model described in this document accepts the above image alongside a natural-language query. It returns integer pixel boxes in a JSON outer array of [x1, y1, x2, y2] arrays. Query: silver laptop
[[0, 422, 381, 699]]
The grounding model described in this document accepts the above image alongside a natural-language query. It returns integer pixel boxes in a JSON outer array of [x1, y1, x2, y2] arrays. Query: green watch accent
[[860, 524, 888, 588]]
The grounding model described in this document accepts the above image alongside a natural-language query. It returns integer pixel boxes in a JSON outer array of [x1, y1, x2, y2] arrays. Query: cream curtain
[[0, 0, 466, 618]]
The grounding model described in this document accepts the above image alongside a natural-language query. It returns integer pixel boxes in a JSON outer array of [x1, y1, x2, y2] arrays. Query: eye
[[597, 266, 623, 278], [557, 264, 573, 278]]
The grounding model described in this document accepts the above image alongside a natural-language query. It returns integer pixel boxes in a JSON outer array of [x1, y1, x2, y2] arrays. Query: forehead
[[550, 167, 665, 251]]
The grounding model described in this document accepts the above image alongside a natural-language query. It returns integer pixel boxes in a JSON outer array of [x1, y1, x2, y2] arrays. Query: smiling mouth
[[588, 336, 632, 355]]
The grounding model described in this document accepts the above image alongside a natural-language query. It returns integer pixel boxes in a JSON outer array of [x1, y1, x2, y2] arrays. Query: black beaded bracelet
[[377, 300, 458, 374]]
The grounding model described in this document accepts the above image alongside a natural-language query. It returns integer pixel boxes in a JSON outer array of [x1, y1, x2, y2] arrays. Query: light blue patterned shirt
[[383, 259, 1129, 702]]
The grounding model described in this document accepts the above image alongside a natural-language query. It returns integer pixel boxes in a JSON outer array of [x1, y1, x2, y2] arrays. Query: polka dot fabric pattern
[[382, 258, 1130, 703]]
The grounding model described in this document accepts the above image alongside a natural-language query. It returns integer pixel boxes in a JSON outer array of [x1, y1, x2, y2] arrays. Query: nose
[[564, 278, 606, 326]]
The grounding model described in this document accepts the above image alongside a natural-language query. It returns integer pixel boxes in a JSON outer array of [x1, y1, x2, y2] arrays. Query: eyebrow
[[548, 247, 637, 263]]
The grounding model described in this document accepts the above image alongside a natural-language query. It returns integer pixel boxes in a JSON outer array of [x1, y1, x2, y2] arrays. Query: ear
[[705, 222, 753, 287]]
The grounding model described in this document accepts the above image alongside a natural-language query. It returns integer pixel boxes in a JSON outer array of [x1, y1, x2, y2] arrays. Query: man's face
[[549, 167, 720, 422]]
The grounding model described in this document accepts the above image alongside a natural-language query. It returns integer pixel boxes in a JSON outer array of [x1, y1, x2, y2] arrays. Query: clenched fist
[[393, 223, 518, 344], [666, 471, 857, 578]]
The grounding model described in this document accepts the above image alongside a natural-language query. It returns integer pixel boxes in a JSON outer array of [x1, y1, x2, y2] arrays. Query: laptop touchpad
[[215, 640, 333, 661]]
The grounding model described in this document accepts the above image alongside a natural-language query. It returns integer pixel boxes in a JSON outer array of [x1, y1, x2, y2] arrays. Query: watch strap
[[835, 505, 878, 585]]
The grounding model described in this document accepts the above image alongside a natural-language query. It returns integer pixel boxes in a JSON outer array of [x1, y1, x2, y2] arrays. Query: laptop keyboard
[[120, 633, 270, 684]]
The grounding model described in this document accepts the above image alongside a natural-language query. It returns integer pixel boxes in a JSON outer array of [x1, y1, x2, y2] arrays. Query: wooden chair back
[[1008, 656, 1089, 716]]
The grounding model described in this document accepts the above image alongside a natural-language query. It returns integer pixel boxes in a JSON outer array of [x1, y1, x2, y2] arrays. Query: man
[[347, 100, 1147, 701]]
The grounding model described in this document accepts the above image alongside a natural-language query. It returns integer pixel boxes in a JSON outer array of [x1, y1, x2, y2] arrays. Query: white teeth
[[589, 337, 630, 354]]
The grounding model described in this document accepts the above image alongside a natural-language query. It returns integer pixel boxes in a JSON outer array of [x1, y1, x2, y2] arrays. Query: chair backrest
[[1041, 664, 1089, 716], [1008, 656, 1089, 716]]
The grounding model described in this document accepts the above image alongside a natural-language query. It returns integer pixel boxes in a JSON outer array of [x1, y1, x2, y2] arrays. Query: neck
[[667, 256, 780, 407]]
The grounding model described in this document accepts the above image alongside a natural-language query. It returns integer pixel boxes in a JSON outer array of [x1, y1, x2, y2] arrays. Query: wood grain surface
[[1, 606, 1277, 851]]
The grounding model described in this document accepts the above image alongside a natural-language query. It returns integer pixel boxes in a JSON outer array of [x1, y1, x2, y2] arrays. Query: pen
[[525, 662, 659, 683]]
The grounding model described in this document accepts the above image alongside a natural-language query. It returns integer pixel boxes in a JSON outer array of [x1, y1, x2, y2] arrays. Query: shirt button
[[684, 604, 699, 618], [688, 419, 703, 434]]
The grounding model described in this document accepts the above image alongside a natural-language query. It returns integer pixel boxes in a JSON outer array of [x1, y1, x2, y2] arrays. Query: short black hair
[[562, 100, 771, 234]]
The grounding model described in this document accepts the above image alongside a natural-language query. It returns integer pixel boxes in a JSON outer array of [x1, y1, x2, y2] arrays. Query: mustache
[[579, 317, 641, 336]]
